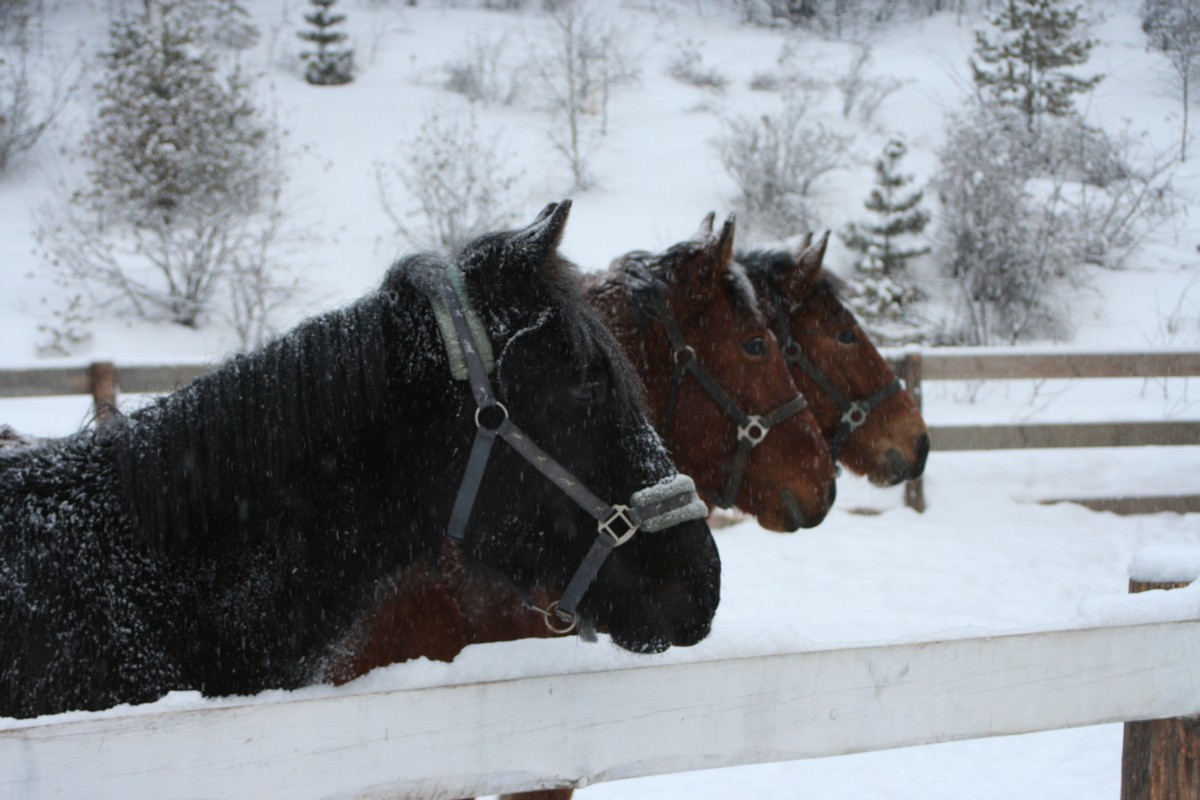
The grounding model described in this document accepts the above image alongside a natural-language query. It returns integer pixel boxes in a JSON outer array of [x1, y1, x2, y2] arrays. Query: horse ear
[[691, 211, 716, 243], [515, 199, 572, 259], [793, 230, 831, 284], [714, 212, 736, 267]]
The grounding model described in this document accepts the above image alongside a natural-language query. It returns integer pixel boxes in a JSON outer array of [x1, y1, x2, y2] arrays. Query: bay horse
[[0, 201, 721, 720], [738, 232, 929, 485]]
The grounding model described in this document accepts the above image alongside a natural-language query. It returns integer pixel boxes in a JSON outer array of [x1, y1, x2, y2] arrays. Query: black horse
[[0, 201, 721, 720]]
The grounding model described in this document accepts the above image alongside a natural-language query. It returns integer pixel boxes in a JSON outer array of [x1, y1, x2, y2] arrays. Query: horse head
[[592, 212, 837, 533], [740, 233, 930, 486], [447, 201, 721, 654]]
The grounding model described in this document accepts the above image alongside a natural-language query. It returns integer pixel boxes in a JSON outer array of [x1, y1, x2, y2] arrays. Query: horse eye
[[743, 337, 766, 357], [837, 330, 859, 345], [570, 381, 604, 404]]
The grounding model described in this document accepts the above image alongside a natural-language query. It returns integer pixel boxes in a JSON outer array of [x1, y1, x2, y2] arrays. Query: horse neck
[[116, 287, 457, 552]]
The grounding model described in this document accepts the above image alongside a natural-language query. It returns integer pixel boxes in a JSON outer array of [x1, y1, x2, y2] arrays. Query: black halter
[[431, 270, 705, 633], [651, 291, 810, 510], [766, 286, 902, 462]]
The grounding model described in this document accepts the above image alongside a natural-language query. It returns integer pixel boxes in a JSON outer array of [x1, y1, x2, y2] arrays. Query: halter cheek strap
[[652, 293, 809, 510], [771, 292, 903, 462], [429, 268, 706, 632]]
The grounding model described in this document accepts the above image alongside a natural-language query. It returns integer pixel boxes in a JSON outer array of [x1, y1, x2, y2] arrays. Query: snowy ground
[[2, 0, 1200, 797]]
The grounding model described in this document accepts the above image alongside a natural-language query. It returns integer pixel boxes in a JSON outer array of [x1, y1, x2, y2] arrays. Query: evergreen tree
[[971, 0, 1102, 131], [42, 0, 291, 338], [298, 0, 354, 86], [85, 5, 267, 230], [841, 138, 929, 277]]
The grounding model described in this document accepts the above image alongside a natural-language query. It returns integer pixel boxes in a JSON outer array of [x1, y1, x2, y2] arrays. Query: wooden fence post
[[88, 361, 118, 426], [901, 348, 926, 512], [1121, 553, 1200, 800]]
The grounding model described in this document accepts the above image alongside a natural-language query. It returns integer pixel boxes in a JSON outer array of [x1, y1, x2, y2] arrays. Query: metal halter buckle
[[474, 402, 509, 430], [673, 345, 697, 366], [841, 402, 869, 431], [598, 504, 639, 546], [738, 415, 769, 446]]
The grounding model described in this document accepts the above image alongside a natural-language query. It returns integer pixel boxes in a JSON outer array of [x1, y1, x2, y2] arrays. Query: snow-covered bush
[[715, 92, 852, 240], [376, 111, 522, 254], [667, 39, 728, 91], [933, 104, 1080, 345]]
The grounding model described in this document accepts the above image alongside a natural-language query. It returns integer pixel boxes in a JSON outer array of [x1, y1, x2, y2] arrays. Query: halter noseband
[[767, 286, 902, 462], [651, 290, 809, 510], [430, 268, 706, 634]]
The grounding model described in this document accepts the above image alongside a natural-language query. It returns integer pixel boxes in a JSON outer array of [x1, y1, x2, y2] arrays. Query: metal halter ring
[[598, 504, 639, 546], [781, 340, 803, 361], [542, 600, 579, 634], [841, 402, 869, 431], [674, 345, 697, 366], [738, 415, 769, 446], [474, 402, 509, 431]]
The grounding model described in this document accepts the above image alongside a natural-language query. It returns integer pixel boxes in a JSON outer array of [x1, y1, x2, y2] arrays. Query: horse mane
[[605, 238, 764, 329], [116, 254, 447, 549], [737, 248, 849, 310]]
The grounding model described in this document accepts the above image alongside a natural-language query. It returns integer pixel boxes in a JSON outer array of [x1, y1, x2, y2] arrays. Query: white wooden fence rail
[[3, 616, 1199, 800]]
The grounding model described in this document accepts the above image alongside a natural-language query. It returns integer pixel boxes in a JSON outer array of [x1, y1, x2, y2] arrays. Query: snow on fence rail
[[2, 595, 1199, 799], [2, 348, 1199, 511]]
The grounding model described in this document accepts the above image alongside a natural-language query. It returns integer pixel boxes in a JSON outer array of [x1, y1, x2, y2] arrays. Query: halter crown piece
[[428, 265, 707, 634]]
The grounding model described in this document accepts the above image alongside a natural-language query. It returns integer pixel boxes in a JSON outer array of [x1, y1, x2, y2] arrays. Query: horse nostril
[[916, 432, 930, 463], [826, 480, 837, 509]]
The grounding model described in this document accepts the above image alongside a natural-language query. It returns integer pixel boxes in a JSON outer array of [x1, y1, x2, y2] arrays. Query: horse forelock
[[615, 241, 764, 327], [461, 227, 649, 423]]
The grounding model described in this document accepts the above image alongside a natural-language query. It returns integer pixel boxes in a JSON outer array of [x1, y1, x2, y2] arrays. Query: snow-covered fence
[[3, 565, 1200, 800], [882, 347, 1200, 512]]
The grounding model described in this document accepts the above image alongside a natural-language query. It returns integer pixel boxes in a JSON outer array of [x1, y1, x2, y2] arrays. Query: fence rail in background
[[2, 349, 1199, 510], [881, 348, 1200, 511]]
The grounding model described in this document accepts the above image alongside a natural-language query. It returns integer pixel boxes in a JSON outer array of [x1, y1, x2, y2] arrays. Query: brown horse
[[738, 232, 929, 486]]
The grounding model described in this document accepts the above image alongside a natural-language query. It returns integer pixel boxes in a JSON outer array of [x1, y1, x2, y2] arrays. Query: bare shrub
[[0, 43, 81, 174], [376, 111, 522, 253], [715, 92, 853, 240], [667, 39, 728, 91], [526, 0, 640, 190], [836, 45, 903, 125], [443, 32, 521, 105]]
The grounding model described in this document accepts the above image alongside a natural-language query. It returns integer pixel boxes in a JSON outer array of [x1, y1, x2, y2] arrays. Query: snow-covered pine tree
[[971, 0, 1102, 131], [40, 0, 291, 343], [298, 0, 354, 86], [840, 139, 928, 324], [842, 138, 929, 276], [85, 5, 268, 231]]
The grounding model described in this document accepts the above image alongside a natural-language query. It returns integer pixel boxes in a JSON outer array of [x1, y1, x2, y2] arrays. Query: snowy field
[[2, 0, 1200, 797]]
